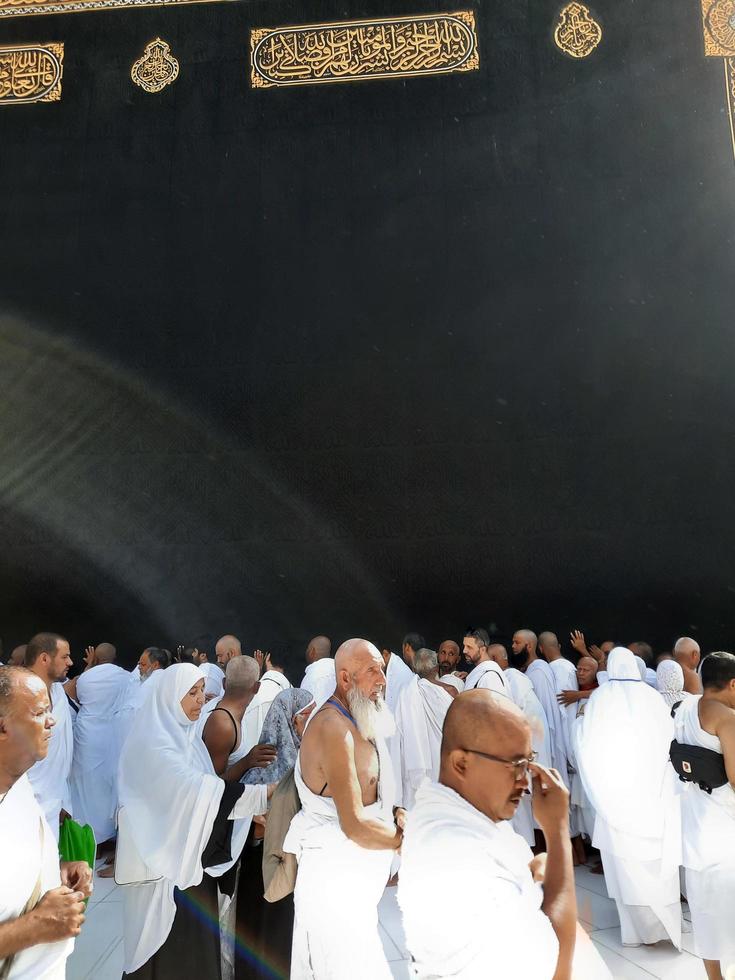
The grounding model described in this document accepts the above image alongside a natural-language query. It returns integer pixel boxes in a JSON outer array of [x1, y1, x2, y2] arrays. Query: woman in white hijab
[[573, 647, 682, 949], [118, 663, 271, 979], [656, 660, 689, 711]]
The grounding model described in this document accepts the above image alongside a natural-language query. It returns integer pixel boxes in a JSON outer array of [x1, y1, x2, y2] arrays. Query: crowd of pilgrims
[[0, 627, 733, 980]]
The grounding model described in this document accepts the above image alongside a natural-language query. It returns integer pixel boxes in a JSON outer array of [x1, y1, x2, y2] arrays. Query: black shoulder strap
[[670, 700, 683, 718]]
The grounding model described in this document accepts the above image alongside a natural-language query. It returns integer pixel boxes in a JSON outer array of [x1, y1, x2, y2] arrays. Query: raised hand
[[253, 650, 265, 672], [83, 646, 96, 670], [529, 762, 570, 835], [569, 630, 588, 656], [589, 644, 605, 665]]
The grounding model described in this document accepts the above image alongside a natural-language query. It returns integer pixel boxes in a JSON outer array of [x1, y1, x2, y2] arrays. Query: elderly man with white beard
[[283, 638, 403, 980]]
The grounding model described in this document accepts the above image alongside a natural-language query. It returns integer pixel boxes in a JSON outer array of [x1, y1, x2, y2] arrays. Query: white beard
[[346, 687, 396, 741]]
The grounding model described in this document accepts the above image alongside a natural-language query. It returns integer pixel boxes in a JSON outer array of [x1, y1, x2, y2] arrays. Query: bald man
[[674, 636, 703, 695], [284, 638, 402, 980], [215, 634, 242, 668], [512, 630, 567, 780], [398, 691, 577, 980], [300, 634, 336, 703], [437, 640, 461, 677]]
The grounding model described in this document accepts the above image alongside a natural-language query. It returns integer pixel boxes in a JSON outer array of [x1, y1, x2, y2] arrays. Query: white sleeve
[[229, 784, 267, 819]]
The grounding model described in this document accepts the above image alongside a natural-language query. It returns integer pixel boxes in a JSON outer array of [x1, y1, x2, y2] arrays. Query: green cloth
[[58, 818, 96, 869]]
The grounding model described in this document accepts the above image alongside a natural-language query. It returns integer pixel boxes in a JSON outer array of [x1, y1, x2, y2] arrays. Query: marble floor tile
[[67, 902, 123, 979], [576, 885, 621, 930], [591, 927, 704, 979]]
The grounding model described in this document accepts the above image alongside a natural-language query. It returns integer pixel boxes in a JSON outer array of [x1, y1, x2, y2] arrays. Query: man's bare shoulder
[[301, 706, 352, 749]]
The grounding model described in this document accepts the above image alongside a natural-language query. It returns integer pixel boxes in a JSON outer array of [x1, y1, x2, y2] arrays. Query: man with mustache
[[284, 638, 403, 979], [398, 691, 577, 979], [0, 667, 92, 979], [462, 628, 508, 696]]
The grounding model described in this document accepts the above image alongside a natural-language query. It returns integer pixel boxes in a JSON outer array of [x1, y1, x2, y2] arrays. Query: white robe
[[70, 663, 128, 843], [384, 652, 413, 714], [299, 658, 336, 703], [284, 710, 396, 980], [393, 676, 452, 808], [200, 662, 225, 700], [118, 664, 267, 974], [26, 682, 73, 840], [0, 776, 73, 979], [398, 780, 559, 979], [242, 670, 291, 749], [464, 659, 508, 697], [503, 668, 551, 845], [574, 648, 682, 948], [526, 660, 568, 782], [674, 695, 735, 969]]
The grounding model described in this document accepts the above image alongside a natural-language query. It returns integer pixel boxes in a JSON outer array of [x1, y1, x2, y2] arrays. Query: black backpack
[[669, 701, 728, 794]]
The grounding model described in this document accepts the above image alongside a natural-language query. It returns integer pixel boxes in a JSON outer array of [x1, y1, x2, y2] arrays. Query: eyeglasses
[[463, 748, 538, 779]]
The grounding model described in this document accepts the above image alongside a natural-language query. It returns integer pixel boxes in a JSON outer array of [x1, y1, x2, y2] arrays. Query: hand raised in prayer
[[529, 762, 570, 836], [244, 743, 278, 771], [83, 645, 96, 670], [253, 650, 265, 672], [588, 644, 605, 665], [264, 652, 273, 671], [30, 886, 86, 941], [60, 861, 94, 899], [569, 630, 588, 657]]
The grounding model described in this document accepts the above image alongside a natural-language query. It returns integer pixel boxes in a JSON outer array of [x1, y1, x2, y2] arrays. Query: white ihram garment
[[393, 676, 452, 808], [384, 652, 413, 714], [300, 658, 336, 704], [26, 682, 73, 840], [674, 695, 735, 970], [464, 659, 509, 697], [283, 701, 396, 980], [243, 670, 291, 749], [398, 780, 559, 979], [574, 648, 682, 948], [70, 663, 128, 843], [0, 775, 74, 979], [118, 665, 266, 974], [503, 668, 551, 845], [526, 659, 568, 783]]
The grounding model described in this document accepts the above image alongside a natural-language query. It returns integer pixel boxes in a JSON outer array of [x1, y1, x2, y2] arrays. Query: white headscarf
[[200, 662, 225, 700], [573, 647, 677, 855], [656, 660, 687, 709], [118, 663, 223, 885]]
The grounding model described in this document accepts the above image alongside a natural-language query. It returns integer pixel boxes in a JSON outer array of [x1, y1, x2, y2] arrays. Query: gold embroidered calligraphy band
[[250, 11, 479, 89], [0, 42, 63, 104], [0, 0, 222, 19]]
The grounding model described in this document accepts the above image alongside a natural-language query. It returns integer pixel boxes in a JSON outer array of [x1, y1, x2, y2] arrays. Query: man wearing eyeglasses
[[398, 690, 578, 980]]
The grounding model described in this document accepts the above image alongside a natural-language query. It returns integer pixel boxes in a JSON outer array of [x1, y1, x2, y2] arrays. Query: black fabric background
[[1, 0, 734, 667]]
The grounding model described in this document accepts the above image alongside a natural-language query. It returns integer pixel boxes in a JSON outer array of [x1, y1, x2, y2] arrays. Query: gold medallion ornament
[[131, 38, 179, 93], [702, 0, 735, 56], [250, 11, 479, 89], [553, 2, 602, 59], [0, 42, 63, 105]]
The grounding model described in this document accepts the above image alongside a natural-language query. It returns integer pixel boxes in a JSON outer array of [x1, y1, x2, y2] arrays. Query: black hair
[[701, 651, 735, 690], [402, 632, 425, 652]]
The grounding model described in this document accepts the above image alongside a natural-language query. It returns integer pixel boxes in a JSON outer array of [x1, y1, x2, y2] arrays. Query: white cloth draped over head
[[393, 676, 452, 808], [0, 775, 74, 979], [299, 657, 336, 703], [574, 648, 682, 947], [70, 663, 129, 843], [118, 663, 267, 974], [656, 660, 688, 710], [384, 652, 413, 714], [200, 662, 225, 700], [398, 780, 559, 979], [26, 682, 73, 840], [573, 647, 680, 858], [284, 688, 397, 979], [464, 659, 508, 696]]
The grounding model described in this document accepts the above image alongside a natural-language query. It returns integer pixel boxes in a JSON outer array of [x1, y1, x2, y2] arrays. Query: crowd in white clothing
[[0, 626, 733, 980]]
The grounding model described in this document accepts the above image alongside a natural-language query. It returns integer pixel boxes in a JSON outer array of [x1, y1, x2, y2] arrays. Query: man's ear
[[0, 717, 10, 739], [448, 749, 468, 777]]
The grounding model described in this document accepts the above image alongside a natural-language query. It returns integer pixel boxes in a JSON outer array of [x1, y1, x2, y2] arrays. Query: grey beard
[[346, 687, 396, 741]]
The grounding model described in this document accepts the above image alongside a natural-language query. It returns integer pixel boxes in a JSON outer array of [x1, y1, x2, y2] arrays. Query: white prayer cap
[[656, 660, 685, 709]]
